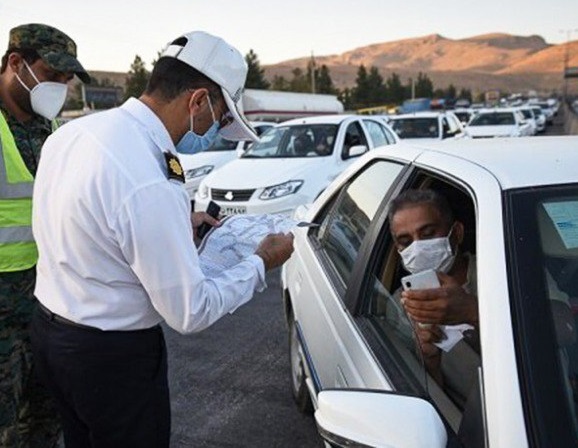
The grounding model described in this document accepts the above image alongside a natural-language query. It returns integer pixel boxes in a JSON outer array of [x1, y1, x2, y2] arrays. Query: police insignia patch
[[164, 152, 184, 183]]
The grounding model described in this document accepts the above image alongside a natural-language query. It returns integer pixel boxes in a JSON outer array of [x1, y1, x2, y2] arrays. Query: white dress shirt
[[32, 98, 266, 332]]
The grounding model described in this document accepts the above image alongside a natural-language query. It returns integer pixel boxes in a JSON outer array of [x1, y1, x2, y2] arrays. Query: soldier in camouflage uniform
[[0, 23, 90, 447]]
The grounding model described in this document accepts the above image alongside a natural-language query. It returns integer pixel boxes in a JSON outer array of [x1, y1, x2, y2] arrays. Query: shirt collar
[[120, 98, 176, 155]]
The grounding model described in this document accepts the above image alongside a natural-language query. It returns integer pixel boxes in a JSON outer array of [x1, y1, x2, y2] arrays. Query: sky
[[1, 0, 578, 73]]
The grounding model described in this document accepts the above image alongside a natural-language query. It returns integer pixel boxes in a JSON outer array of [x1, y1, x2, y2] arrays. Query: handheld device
[[197, 201, 221, 240], [401, 269, 440, 291]]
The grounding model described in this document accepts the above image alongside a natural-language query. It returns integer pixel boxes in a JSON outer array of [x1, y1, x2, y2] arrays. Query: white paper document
[[197, 214, 298, 277], [434, 324, 475, 352]]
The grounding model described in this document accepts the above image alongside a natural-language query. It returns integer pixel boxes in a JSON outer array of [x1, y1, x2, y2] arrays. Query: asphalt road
[[164, 269, 323, 448]]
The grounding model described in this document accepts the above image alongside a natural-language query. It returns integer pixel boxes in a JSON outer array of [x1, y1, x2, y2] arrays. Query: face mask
[[16, 61, 68, 120], [399, 226, 457, 274], [175, 95, 221, 154]]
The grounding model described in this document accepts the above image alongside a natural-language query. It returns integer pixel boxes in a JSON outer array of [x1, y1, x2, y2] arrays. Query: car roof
[[371, 136, 578, 190], [475, 108, 519, 114], [391, 112, 444, 119], [277, 114, 355, 126]]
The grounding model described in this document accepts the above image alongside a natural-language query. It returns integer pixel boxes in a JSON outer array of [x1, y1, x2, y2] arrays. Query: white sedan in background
[[180, 121, 274, 200], [466, 108, 533, 138], [194, 115, 398, 215], [282, 136, 578, 447], [389, 111, 466, 143]]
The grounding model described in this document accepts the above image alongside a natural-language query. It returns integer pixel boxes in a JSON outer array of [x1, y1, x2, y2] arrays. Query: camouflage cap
[[8, 23, 90, 83]]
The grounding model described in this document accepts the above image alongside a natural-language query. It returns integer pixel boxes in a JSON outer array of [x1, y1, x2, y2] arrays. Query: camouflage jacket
[[0, 97, 51, 176]]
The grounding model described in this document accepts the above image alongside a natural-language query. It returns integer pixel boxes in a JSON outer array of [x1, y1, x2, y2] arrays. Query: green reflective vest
[[0, 112, 37, 272]]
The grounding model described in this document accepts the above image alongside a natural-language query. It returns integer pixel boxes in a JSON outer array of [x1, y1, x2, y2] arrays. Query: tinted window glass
[[317, 161, 404, 285], [391, 117, 439, 139], [363, 120, 389, 147], [469, 112, 515, 126], [509, 186, 578, 444]]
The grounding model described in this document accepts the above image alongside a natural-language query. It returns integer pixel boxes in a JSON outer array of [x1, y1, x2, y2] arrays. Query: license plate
[[221, 206, 247, 215]]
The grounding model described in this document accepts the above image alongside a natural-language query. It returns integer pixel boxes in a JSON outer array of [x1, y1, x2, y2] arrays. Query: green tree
[[385, 72, 405, 104], [445, 84, 457, 100], [458, 88, 473, 102], [245, 49, 270, 89], [338, 87, 353, 111], [289, 68, 310, 93], [316, 65, 337, 94], [271, 75, 289, 91], [414, 72, 434, 98], [123, 55, 150, 101], [351, 65, 370, 109], [366, 66, 387, 106]]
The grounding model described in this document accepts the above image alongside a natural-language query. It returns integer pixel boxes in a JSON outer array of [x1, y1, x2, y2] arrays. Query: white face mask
[[16, 61, 68, 120], [399, 226, 457, 274]]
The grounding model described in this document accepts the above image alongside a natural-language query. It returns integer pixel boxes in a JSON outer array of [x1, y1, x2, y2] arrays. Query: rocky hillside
[[264, 33, 578, 95]]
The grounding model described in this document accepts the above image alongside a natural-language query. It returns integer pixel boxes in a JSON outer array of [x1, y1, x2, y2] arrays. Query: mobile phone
[[401, 269, 440, 291], [197, 201, 221, 239]]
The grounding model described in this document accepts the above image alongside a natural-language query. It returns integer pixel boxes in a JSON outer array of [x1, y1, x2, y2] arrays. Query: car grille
[[211, 188, 256, 202]]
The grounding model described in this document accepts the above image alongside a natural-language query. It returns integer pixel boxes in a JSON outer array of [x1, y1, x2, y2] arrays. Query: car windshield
[[532, 108, 544, 117], [391, 117, 439, 139], [204, 135, 239, 152], [508, 184, 578, 442], [242, 124, 338, 158], [469, 112, 515, 126], [454, 111, 472, 123], [520, 109, 533, 120]]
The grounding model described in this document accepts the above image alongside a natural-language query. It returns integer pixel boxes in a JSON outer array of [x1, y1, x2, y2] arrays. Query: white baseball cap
[[160, 31, 258, 142]]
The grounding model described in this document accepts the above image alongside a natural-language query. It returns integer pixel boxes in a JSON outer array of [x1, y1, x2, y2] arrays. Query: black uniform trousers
[[30, 306, 170, 448]]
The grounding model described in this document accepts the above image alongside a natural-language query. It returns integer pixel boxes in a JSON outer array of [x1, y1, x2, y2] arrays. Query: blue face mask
[[175, 121, 219, 154], [175, 96, 221, 154]]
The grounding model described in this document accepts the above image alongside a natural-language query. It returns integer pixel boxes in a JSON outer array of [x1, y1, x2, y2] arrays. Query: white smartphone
[[401, 269, 440, 291]]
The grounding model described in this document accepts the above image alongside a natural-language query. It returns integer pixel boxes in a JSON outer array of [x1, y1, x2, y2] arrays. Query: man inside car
[[388, 188, 479, 398]]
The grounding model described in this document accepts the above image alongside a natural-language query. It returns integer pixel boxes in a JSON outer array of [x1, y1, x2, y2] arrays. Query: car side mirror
[[315, 390, 447, 448], [345, 144, 367, 158]]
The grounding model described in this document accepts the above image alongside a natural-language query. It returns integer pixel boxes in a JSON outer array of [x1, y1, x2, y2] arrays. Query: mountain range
[[86, 33, 578, 97], [262, 33, 578, 95]]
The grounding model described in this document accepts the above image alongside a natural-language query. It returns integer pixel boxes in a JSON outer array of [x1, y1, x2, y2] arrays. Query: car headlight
[[259, 180, 303, 200], [185, 165, 214, 181], [198, 182, 209, 199]]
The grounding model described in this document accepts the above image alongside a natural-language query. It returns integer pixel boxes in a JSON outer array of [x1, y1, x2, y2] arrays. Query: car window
[[354, 178, 484, 445], [446, 114, 462, 134], [243, 124, 338, 158], [205, 134, 240, 152], [508, 186, 578, 444], [341, 121, 368, 159], [312, 160, 405, 289], [469, 112, 515, 126], [391, 117, 439, 139], [363, 119, 390, 147]]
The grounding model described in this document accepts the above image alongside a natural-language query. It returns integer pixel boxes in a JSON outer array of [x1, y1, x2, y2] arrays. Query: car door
[[345, 164, 492, 447], [286, 159, 407, 394]]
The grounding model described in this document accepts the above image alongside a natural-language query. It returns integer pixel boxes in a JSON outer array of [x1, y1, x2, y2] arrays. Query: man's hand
[[191, 212, 221, 244], [255, 233, 295, 271], [415, 324, 444, 385], [401, 272, 478, 326]]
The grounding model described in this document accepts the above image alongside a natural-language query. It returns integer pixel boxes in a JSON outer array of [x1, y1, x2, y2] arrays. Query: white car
[[529, 106, 547, 133], [194, 115, 398, 215], [452, 108, 476, 127], [282, 136, 578, 447], [180, 121, 274, 200], [389, 111, 466, 143], [465, 108, 533, 138], [516, 107, 539, 135]]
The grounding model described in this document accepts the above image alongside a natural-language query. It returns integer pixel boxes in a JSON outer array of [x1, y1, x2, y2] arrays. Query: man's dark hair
[[388, 189, 454, 227], [1, 48, 41, 73], [144, 57, 222, 103]]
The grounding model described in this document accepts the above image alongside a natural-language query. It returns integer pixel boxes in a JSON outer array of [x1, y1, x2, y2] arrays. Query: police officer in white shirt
[[30, 31, 294, 448]]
